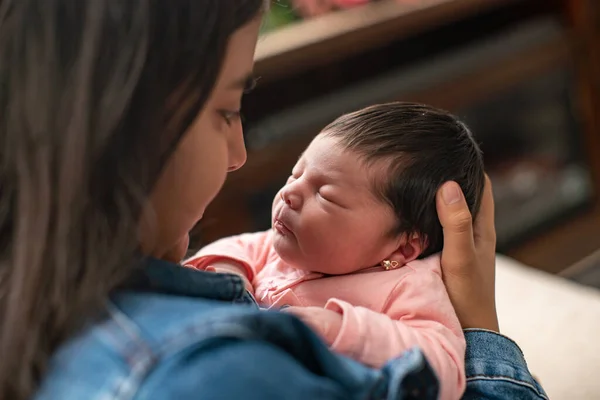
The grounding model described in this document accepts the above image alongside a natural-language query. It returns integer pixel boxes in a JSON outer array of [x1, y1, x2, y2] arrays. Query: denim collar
[[121, 256, 247, 302]]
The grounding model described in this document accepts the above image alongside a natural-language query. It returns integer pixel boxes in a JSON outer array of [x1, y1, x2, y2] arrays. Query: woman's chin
[[161, 234, 190, 264]]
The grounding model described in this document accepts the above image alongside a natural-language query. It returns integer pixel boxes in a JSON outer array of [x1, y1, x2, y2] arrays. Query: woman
[[0, 1, 546, 399]]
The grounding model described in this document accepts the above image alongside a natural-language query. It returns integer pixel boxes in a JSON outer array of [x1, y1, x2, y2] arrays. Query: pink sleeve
[[324, 263, 466, 400], [184, 231, 273, 281]]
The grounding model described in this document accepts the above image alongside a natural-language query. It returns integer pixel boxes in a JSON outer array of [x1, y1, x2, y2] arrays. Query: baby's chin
[[272, 245, 356, 275], [272, 242, 312, 272]]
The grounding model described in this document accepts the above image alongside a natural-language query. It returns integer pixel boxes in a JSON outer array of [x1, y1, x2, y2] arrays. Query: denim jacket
[[35, 257, 547, 400]]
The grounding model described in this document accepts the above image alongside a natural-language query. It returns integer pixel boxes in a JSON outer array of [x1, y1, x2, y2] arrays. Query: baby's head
[[271, 102, 484, 275]]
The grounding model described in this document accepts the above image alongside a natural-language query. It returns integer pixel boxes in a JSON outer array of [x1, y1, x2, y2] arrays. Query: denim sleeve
[[463, 329, 548, 400], [134, 338, 348, 400]]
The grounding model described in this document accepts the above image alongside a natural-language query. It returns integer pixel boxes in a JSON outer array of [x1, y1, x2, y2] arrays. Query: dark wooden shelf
[[255, 0, 524, 82], [507, 206, 600, 274], [509, 0, 600, 274]]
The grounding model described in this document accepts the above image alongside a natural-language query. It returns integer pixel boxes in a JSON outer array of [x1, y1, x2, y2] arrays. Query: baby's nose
[[281, 188, 302, 210]]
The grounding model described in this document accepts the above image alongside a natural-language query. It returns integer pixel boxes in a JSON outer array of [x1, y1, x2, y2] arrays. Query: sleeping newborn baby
[[186, 102, 485, 400]]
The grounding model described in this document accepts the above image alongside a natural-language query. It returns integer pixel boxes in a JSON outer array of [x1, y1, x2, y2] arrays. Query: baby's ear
[[388, 233, 423, 267]]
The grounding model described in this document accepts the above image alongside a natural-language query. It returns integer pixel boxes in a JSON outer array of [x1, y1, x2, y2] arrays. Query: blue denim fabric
[[463, 329, 548, 399], [35, 257, 438, 400], [35, 257, 545, 400]]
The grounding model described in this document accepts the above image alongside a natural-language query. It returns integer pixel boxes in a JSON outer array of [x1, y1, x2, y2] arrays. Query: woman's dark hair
[[324, 102, 485, 258], [0, 0, 264, 398]]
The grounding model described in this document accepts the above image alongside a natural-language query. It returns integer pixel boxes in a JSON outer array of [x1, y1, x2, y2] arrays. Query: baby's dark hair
[[323, 102, 485, 258]]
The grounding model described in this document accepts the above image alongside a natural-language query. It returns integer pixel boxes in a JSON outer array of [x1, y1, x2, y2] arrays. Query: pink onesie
[[186, 230, 466, 400]]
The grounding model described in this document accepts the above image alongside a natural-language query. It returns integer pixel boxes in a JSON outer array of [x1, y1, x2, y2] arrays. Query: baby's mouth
[[273, 218, 292, 235]]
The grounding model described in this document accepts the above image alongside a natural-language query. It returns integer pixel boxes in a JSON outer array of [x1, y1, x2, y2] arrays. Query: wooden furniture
[[195, 0, 600, 274], [509, 0, 600, 273], [255, 0, 525, 82]]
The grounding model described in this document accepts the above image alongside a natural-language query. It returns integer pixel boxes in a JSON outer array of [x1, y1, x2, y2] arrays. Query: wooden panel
[[507, 206, 600, 274], [505, 0, 600, 273], [405, 38, 569, 111], [563, 0, 600, 195], [255, 0, 524, 82]]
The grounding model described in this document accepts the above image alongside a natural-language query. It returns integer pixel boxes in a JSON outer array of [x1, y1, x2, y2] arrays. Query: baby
[[186, 102, 485, 400]]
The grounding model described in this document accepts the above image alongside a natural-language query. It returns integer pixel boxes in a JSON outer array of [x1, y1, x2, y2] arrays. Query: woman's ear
[[386, 233, 423, 267]]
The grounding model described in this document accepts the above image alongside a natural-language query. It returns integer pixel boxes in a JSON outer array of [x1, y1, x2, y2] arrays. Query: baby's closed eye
[[318, 188, 348, 208]]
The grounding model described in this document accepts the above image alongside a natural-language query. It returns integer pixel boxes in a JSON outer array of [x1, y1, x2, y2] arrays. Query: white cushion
[[496, 254, 600, 400]]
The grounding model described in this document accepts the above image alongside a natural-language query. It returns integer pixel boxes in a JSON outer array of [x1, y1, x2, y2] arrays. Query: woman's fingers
[[436, 179, 499, 332], [436, 181, 475, 277], [474, 175, 496, 249]]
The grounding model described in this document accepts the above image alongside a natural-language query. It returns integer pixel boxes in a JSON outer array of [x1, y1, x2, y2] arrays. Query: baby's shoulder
[[402, 254, 442, 278]]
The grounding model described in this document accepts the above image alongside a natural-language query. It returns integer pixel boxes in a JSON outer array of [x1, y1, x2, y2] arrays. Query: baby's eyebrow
[[292, 154, 307, 171], [306, 167, 340, 186]]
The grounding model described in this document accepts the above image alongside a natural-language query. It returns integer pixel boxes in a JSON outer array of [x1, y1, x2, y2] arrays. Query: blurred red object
[[292, 0, 417, 18], [334, 0, 371, 6]]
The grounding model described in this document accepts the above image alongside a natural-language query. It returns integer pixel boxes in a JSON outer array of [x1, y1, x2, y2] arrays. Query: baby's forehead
[[298, 135, 362, 173], [299, 136, 390, 193]]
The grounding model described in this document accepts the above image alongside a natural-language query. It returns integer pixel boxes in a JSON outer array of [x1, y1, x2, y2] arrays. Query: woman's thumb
[[436, 182, 475, 271]]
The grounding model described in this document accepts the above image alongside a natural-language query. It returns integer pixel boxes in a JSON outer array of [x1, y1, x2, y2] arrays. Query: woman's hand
[[435, 176, 499, 332]]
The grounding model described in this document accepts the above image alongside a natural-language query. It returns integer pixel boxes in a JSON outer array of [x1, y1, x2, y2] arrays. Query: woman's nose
[[281, 185, 302, 210], [227, 125, 247, 172]]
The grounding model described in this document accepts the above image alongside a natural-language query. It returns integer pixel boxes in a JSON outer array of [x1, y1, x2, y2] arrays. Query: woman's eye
[[219, 109, 242, 126]]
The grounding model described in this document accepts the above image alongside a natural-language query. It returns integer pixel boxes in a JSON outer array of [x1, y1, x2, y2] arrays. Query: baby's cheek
[[272, 194, 280, 208]]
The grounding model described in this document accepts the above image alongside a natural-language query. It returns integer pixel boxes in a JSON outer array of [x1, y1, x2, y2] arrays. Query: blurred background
[[193, 0, 600, 286]]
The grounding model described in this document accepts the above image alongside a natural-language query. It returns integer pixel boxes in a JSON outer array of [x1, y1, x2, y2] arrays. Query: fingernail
[[443, 183, 462, 205]]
